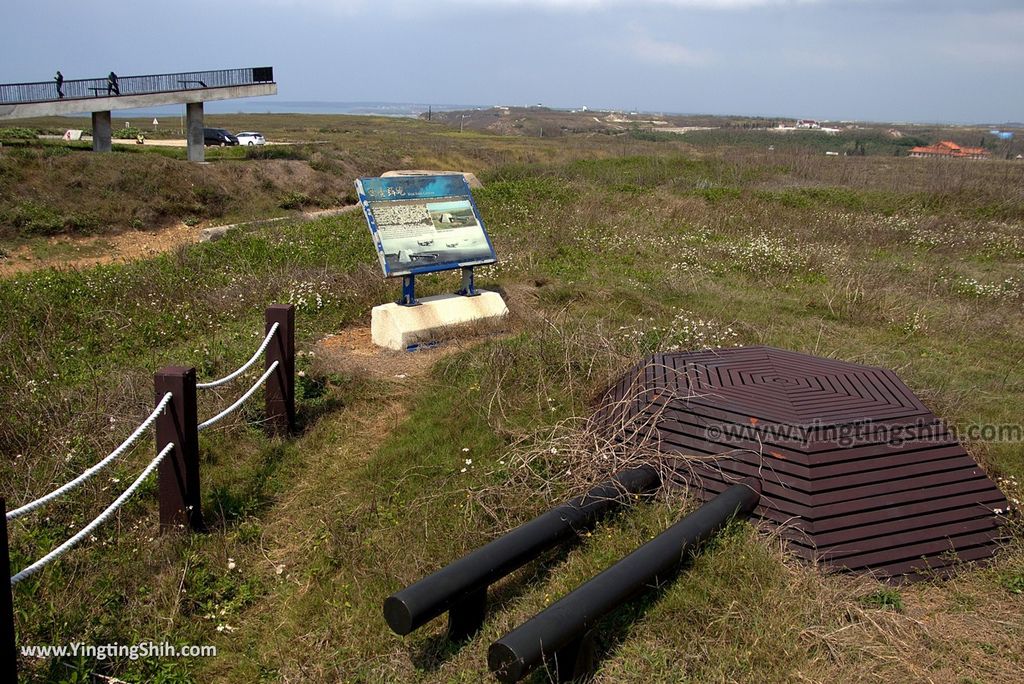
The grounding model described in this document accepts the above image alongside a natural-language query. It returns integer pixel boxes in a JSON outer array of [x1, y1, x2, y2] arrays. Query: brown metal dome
[[597, 346, 1009, 580]]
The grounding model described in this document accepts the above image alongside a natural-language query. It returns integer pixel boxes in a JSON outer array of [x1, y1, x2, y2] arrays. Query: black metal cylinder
[[383, 466, 661, 635], [488, 481, 761, 683]]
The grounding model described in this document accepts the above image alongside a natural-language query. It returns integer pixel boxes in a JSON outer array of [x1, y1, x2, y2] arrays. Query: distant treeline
[[630, 128, 929, 157]]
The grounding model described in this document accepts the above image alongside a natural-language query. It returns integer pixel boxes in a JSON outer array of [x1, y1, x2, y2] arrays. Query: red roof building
[[908, 140, 990, 159]]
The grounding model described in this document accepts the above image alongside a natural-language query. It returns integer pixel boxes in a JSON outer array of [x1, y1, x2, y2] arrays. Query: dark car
[[203, 128, 238, 146]]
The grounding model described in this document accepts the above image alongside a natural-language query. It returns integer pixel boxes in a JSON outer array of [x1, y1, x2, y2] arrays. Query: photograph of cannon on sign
[[427, 200, 478, 229], [359, 178, 497, 276]]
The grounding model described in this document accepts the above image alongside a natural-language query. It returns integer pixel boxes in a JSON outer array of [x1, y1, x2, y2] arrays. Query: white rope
[[196, 323, 279, 389], [197, 361, 279, 432], [6, 393, 174, 522], [10, 442, 174, 586]]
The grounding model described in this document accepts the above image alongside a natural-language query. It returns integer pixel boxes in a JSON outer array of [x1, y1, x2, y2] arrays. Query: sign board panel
[[355, 175, 497, 277]]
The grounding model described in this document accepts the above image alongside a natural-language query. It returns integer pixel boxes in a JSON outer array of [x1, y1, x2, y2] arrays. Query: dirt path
[[0, 222, 199, 277], [108, 139, 307, 148], [0, 205, 360, 278], [314, 326, 480, 382], [38, 135, 305, 148]]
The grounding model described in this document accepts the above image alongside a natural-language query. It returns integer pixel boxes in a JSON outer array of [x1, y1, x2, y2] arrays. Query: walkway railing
[[1, 304, 295, 682], [0, 66, 274, 105]]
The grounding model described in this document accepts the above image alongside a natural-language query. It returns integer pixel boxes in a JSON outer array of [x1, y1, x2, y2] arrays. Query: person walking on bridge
[[54, 70, 64, 98], [107, 71, 120, 96]]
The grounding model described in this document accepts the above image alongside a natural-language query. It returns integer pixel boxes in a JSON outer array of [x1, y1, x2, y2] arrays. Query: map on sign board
[[355, 175, 497, 277]]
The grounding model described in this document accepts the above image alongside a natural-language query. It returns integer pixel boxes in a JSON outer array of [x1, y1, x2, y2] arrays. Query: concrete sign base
[[371, 291, 508, 350]]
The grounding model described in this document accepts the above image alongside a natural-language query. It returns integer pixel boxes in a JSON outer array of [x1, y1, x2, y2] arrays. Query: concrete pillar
[[186, 102, 205, 162], [91, 110, 112, 152]]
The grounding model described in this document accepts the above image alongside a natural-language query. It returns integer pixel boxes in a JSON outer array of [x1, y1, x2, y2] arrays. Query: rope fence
[[198, 361, 279, 432], [196, 322, 278, 389], [9, 442, 175, 587], [6, 393, 173, 522], [2, 305, 296, 682]]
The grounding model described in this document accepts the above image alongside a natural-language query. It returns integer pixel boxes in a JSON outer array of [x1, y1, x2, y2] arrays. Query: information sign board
[[355, 175, 497, 277]]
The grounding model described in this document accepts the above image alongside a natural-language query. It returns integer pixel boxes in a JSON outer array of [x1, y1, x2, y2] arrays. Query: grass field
[[1, 114, 1022, 683]]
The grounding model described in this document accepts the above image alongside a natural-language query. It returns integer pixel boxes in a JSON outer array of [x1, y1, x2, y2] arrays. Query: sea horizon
[[88, 100, 483, 119]]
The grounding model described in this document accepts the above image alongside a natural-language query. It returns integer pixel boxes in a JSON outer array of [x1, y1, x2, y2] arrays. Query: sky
[[3, 0, 1022, 124]]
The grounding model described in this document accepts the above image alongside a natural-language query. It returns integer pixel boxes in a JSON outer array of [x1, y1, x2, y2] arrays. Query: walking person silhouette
[[107, 71, 120, 96], [54, 70, 64, 98]]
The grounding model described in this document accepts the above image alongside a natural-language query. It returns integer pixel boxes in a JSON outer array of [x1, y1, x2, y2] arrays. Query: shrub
[[193, 185, 229, 216], [1001, 572, 1024, 595], [112, 127, 144, 140], [696, 187, 742, 203], [245, 145, 309, 161], [943, 275, 1021, 300], [3, 201, 65, 235], [0, 127, 38, 141], [279, 191, 312, 209], [726, 234, 809, 275]]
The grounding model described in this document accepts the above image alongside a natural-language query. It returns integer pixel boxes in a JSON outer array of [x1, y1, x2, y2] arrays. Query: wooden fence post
[[155, 367, 203, 532], [1, 499, 18, 683], [265, 304, 295, 435]]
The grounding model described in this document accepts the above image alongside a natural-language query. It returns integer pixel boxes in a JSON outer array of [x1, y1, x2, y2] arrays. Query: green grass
[[858, 588, 904, 612], [2, 116, 1023, 682]]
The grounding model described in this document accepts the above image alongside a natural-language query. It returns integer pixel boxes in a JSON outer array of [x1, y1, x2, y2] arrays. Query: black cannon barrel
[[383, 465, 661, 636], [488, 481, 761, 683]]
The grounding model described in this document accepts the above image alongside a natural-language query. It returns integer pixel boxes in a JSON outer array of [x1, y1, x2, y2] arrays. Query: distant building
[[908, 140, 990, 159], [796, 119, 820, 129]]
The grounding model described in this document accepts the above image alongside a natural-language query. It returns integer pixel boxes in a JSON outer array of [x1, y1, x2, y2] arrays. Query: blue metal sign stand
[[456, 266, 479, 297], [401, 266, 478, 305], [398, 274, 419, 307]]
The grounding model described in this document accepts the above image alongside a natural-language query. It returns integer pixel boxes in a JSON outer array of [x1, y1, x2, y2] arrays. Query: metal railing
[[384, 466, 662, 641], [489, 482, 762, 683], [0, 66, 274, 105]]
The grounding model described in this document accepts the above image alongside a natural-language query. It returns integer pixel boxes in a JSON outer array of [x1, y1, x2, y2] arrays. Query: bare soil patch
[[0, 221, 197, 277], [313, 323, 509, 382]]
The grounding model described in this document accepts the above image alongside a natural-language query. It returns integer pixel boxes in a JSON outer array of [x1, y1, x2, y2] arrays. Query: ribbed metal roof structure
[[597, 346, 1008, 579]]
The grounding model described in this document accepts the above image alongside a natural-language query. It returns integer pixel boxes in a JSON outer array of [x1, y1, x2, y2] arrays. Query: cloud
[[219, 0, 373, 15], [629, 36, 712, 66], [620, 23, 713, 67], [478, 0, 822, 6], [938, 40, 1024, 66], [776, 48, 852, 70], [244, 0, 824, 11], [914, 7, 1024, 66]]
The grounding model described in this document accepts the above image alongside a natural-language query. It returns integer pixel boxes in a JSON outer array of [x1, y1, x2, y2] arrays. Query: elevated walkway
[[0, 67, 277, 161]]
